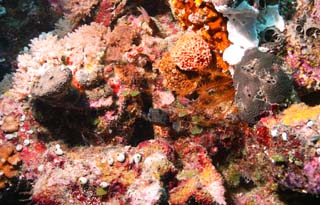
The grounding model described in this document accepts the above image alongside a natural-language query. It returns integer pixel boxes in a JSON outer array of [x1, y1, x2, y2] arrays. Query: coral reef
[[1, 0, 320, 205], [222, 103, 320, 197], [31, 66, 73, 103], [170, 139, 226, 205], [285, 1, 320, 95], [157, 31, 236, 127], [49, 0, 100, 23]]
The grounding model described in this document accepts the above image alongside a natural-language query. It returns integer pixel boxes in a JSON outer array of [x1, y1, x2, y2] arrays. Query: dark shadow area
[[0, 178, 33, 205], [32, 99, 101, 146], [128, 117, 154, 146], [0, 0, 60, 61], [278, 188, 320, 205], [300, 91, 320, 106]]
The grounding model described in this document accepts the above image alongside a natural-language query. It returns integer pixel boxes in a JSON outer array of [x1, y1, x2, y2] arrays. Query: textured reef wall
[[0, 0, 320, 205]]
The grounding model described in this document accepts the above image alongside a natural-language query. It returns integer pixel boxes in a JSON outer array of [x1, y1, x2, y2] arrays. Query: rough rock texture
[[31, 66, 72, 101]]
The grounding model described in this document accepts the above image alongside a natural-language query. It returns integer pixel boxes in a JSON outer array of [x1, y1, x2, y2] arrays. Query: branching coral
[[13, 22, 108, 100]]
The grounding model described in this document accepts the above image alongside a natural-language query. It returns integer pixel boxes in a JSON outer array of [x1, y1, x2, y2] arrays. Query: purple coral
[[283, 157, 320, 194]]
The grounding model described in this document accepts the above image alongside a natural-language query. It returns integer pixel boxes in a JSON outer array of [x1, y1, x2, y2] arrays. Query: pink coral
[[12, 22, 108, 98], [171, 32, 212, 72]]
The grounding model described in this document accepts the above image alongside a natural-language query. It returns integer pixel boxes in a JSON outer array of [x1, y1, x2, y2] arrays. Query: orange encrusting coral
[[171, 32, 212, 72], [169, 0, 230, 72], [157, 52, 201, 96], [157, 32, 236, 123], [0, 143, 21, 189]]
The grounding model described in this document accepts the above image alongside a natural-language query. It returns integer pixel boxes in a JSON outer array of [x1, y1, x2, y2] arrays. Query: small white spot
[[282, 132, 288, 141], [23, 139, 31, 146], [270, 129, 278, 137], [108, 158, 114, 166], [20, 127, 26, 132], [0, 120, 3, 126], [55, 147, 64, 156], [100, 181, 110, 188], [5, 134, 16, 140], [16, 144, 23, 152], [316, 148, 320, 156], [307, 120, 314, 128], [20, 115, 26, 122], [37, 165, 44, 172], [79, 177, 88, 185], [133, 153, 142, 164], [116, 153, 126, 163], [26, 130, 34, 135]]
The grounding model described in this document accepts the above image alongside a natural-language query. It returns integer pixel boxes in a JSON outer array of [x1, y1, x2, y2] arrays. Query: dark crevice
[[300, 91, 320, 106]]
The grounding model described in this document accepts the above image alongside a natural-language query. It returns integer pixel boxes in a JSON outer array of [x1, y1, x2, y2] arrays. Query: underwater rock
[[285, 4, 320, 94], [32, 66, 72, 100], [233, 48, 293, 123], [225, 103, 320, 196]]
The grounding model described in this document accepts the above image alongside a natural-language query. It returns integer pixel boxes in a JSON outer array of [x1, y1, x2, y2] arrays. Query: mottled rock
[[74, 66, 104, 88], [32, 66, 72, 101]]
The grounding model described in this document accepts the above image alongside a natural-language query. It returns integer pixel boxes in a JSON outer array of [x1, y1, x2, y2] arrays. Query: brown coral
[[169, 0, 230, 72], [157, 53, 201, 96], [192, 71, 236, 125], [0, 143, 21, 189]]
